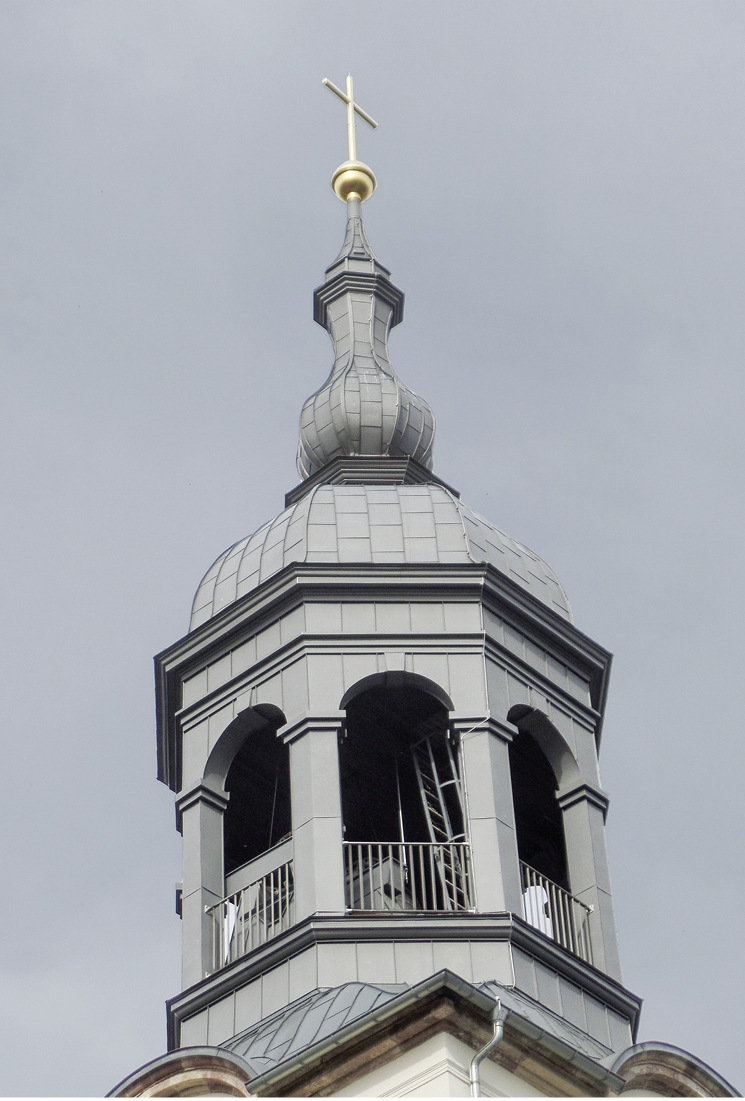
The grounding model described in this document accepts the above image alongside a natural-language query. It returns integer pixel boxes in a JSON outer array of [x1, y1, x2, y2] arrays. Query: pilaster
[[455, 717, 522, 914], [286, 716, 346, 921], [176, 781, 230, 988], [558, 780, 621, 979]]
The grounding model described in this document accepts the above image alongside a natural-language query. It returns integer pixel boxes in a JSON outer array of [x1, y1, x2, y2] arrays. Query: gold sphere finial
[[323, 75, 378, 203], [331, 160, 377, 203]]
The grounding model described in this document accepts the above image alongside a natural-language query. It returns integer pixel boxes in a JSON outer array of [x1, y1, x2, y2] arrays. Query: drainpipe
[[470, 998, 503, 1097]]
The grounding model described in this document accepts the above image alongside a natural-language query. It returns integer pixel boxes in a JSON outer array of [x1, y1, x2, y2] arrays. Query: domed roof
[[297, 196, 435, 479], [190, 484, 571, 631]]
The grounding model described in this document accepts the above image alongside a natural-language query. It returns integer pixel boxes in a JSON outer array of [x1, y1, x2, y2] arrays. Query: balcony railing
[[520, 862, 593, 964], [344, 841, 473, 913], [207, 860, 294, 972]]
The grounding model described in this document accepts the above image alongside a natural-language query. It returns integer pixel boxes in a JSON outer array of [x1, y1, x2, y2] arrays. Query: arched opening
[[339, 682, 470, 911], [507, 707, 593, 962], [508, 729, 567, 889], [223, 723, 291, 875], [205, 706, 292, 973]]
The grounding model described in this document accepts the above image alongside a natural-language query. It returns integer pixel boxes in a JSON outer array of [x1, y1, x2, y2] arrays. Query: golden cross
[[322, 74, 378, 162]]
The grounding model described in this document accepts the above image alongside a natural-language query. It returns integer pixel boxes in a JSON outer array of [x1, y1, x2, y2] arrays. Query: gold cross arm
[[322, 75, 377, 162]]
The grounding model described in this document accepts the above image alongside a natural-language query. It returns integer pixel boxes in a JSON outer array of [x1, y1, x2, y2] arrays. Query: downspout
[[470, 998, 503, 1097]]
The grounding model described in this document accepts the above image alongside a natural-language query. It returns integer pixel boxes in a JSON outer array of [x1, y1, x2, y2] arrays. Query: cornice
[[451, 715, 515, 743], [280, 714, 345, 744], [243, 969, 628, 1098], [175, 781, 229, 831], [176, 633, 485, 738], [284, 456, 460, 506], [481, 567, 611, 672], [312, 270, 404, 328], [483, 634, 603, 735], [107, 1046, 252, 1098], [166, 911, 641, 1051], [611, 1043, 740, 1098], [156, 560, 613, 789], [160, 561, 606, 678], [557, 780, 611, 818]]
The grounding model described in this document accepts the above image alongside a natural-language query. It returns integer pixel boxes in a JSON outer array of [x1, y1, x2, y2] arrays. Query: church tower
[[111, 79, 737, 1098]]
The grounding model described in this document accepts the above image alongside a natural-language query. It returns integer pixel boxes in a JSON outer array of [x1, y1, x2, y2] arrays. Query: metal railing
[[344, 841, 473, 912], [207, 861, 293, 971], [520, 862, 593, 964]]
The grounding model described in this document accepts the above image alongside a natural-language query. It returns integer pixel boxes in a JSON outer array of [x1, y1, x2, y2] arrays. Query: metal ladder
[[410, 733, 466, 909]]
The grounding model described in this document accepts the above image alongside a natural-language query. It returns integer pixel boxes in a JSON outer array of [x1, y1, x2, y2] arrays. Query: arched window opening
[[509, 729, 567, 889], [509, 729, 592, 963], [340, 685, 471, 911], [223, 726, 291, 875]]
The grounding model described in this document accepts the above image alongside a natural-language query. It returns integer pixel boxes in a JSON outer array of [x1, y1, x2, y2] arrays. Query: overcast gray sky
[[1, 2, 743, 1095]]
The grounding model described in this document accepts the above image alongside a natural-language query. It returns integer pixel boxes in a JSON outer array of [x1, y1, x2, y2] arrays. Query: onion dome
[[190, 115, 571, 635], [297, 197, 435, 479]]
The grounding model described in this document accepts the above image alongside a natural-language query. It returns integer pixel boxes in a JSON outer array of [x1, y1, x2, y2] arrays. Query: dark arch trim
[[506, 704, 579, 789], [203, 703, 287, 789], [340, 671, 454, 712]]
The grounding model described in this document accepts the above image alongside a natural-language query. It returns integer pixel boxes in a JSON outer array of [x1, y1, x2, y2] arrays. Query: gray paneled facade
[[106, 137, 742, 1099], [151, 188, 642, 1075]]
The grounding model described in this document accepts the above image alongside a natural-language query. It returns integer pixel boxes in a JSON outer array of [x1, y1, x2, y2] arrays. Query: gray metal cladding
[[190, 199, 570, 632], [189, 484, 572, 630], [297, 198, 435, 478], [224, 982, 405, 1077]]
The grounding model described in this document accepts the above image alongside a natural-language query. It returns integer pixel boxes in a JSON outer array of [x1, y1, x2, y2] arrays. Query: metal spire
[[295, 79, 436, 481]]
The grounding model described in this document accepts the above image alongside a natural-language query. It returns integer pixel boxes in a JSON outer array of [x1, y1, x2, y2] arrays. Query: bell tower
[[107, 75, 735, 1092], [155, 74, 633, 1050], [111, 78, 738, 1099]]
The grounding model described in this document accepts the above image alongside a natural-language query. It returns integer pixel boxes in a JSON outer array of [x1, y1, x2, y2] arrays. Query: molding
[[312, 270, 404, 328], [166, 911, 641, 1050], [176, 634, 484, 737], [484, 634, 603, 735], [158, 564, 488, 789], [480, 578, 612, 732], [156, 560, 614, 790], [480, 567, 612, 668], [558, 781, 611, 817], [451, 716, 515, 744], [285, 456, 460, 506], [611, 1042, 740, 1098], [175, 782, 229, 832], [280, 713, 345, 744], [161, 563, 489, 667], [235, 970, 627, 1099], [107, 1046, 252, 1098]]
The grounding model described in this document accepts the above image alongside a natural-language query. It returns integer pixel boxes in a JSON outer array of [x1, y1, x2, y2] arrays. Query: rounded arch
[[202, 704, 290, 876], [203, 703, 286, 790], [506, 704, 580, 789], [340, 671, 454, 712], [340, 680, 460, 843], [612, 1043, 739, 1098], [507, 705, 579, 892], [108, 1046, 252, 1097]]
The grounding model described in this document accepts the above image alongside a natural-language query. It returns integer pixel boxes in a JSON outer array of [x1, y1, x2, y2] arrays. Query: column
[[455, 716, 523, 915], [176, 780, 229, 989], [286, 716, 346, 921], [558, 781, 622, 979]]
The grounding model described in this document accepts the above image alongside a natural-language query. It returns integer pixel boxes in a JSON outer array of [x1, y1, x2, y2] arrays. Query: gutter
[[240, 970, 625, 1097], [470, 998, 503, 1097]]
